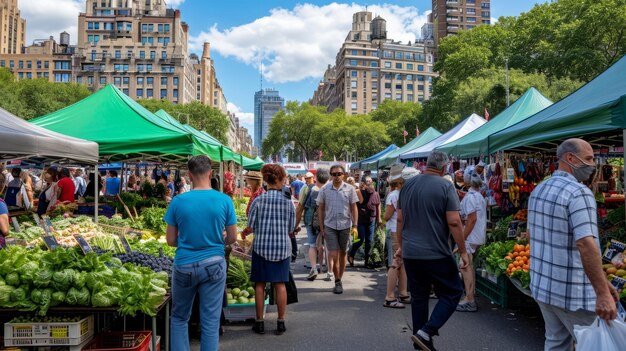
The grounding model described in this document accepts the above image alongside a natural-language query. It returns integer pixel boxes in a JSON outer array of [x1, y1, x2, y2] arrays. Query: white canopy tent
[[400, 113, 487, 160], [0, 107, 99, 165]]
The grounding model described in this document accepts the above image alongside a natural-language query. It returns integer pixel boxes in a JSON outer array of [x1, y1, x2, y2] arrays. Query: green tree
[[369, 100, 423, 146]]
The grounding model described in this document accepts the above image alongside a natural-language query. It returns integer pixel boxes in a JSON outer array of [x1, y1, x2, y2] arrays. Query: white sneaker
[[324, 272, 333, 281], [306, 268, 318, 281]]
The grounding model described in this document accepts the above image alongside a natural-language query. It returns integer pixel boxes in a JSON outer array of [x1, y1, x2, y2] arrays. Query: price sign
[[44, 218, 54, 230], [11, 218, 21, 232], [42, 236, 60, 250], [118, 234, 132, 254], [507, 221, 520, 239], [73, 234, 93, 254]]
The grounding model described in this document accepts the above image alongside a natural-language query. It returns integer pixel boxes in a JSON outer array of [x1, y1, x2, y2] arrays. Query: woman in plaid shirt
[[248, 164, 296, 336]]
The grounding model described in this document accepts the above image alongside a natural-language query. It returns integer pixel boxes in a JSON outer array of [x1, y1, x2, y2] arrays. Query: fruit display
[[602, 239, 626, 299], [513, 209, 528, 221], [226, 286, 256, 305], [505, 243, 531, 288], [477, 240, 515, 276]]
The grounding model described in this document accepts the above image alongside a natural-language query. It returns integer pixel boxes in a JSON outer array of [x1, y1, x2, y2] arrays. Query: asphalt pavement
[[193, 233, 547, 351]]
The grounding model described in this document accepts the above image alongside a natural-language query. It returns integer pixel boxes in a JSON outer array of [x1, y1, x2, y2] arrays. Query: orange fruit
[[523, 264, 529, 270], [512, 252, 519, 258], [505, 255, 512, 260]]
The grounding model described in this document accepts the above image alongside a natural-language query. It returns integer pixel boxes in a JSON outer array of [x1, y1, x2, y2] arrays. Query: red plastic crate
[[81, 331, 151, 351]]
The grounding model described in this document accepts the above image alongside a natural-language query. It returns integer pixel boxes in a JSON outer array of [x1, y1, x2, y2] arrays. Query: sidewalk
[[196, 233, 546, 350]]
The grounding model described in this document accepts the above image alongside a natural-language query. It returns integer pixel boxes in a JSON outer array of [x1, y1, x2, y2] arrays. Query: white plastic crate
[[4, 315, 94, 347], [223, 298, 269, 322]]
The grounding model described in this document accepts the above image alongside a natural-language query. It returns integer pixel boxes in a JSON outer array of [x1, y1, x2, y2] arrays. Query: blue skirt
[[251, 250, 290, 283]]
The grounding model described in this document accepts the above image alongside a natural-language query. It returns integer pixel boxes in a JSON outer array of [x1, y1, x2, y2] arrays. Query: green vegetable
[[0, 285, 15, 306], [477, 240, 516, 276], [6, 272, 20, 286], [65, 287, 90, 306], [51, 291, 66, 306], [34, 267, 54, 288], [227, 258, 251, 289], [237, 296, 249, 304], [52, 269, 76, 291], [141, 207, 168, 234]]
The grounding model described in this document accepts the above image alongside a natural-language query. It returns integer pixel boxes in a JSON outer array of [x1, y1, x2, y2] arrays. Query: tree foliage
[[137, 99, 230, 145], [369, 100, 422, 147], [0, 68, 91, 120]]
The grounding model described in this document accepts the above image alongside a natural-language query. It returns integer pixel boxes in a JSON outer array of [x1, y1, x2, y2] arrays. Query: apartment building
[[312, 11, 436, 115], [237, 126, 254, 156], [0, 0, 25, 54], [432, 0, 491, 43], [0, 34, 74, 82], [192, 42, 228, 114]]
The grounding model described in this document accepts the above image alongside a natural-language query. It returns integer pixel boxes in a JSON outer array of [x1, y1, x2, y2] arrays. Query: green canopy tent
[[374, 127, 442, 169], [241, 156, 264, 171], [488, 56, 626, 154], [31, 84, 220, 164], [436, 88, 553, 158], [349, 144, 399, 171]]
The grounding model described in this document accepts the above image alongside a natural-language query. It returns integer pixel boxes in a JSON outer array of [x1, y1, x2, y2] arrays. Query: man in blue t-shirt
[[105, 170, 121, 196], [291, 174, 305, 200], [164, 155, 237, 351]]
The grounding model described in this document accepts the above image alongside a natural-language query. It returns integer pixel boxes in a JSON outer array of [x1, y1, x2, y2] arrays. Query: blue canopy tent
[[349, 144, 398, 170]]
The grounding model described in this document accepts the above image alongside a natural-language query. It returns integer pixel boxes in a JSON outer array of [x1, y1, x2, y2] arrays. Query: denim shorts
[[306, 225, 319, 247]]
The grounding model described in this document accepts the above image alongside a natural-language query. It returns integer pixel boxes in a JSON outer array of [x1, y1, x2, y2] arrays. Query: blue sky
[[23, 0, 542, 132]]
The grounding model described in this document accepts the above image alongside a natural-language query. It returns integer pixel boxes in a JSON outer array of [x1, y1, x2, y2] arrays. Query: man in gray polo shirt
[[318, 164, 359, 294]]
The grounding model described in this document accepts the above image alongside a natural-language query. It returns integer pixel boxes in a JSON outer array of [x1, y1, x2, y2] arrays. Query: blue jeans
[[403, 256, 463, 337], [349, 222, 375, 264], [171, 257, 226, 351]]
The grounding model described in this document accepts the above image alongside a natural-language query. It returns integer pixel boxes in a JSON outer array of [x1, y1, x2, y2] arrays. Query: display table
[[509, 277, 533, 298], [0, 295, 171, 351]]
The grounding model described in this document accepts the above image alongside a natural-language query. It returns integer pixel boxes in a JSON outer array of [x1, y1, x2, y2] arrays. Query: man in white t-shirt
[[456, 171, 487, 312]]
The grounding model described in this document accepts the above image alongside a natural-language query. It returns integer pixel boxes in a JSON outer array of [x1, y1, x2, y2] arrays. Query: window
[[173, 77, 179, 86], [406, 74, 413, 81], [114, 64, 121, 72], [372, 103, 378, 109], [417, 75, 425, 81], [37, 72, 42, 78], [100, 76, 106, 84], [467, 17, 476, 23], [372, 81, 378, 89], [54, 73, 70, 82], [351, 70, 357, 77], [173, 89, 178, 98], [418, 65, 424, 71], [146, 64, 153, 72], [407, 84, 414, 90], [349, 59, 357, 66], [384, 82, 391, 89], [123, 88, 129, 95], [395, 62, 402, 69], [137, 77, 144, 85], [407, 94, 414, 102], [142, 24, 148, 32], [141, 37, 154, 45], [160, 89, 167, 98], [161, 77, 167, 85], [158, 24, 164, 33], [26, 61, 31, 69], [350, 80, 357, 88], [115, 50, 121, 59], [395, 52, 402, 59], [136, 88, 144, 97], [407, 63, 414, 70], [384, 61, 391, 68], [123, 77, 129, 85], [114, 77, 121, 85], [26, 72, 32, 79], [395, 93, 402, 100], [104, 22, 113, 30], [384, 93, 392, 99], [0, 60, 4, 67], [370, 61, 378, 67], [482, 20, 491, 24], [481, 11, 490, 18], [161, 51, 167, 59], [467, 8, 476, 14], [351, 91, 357, 98], [164, 24, 170, 33], [384, 73, 392, 79], [395, 74, 402, 80], [137, 64, 144, 71], [139, 51, 145, 59], [147, 88, 153, 97], [481, 3, 490, 8], [372, 93, 378, 100], [371, 71, 378, 78], [395, 84, 402, 90], [418, 85, 424, 91], [147, 77, 154, 85], [351, 102, 357, 110], [150, 51, 156, 59], [44, 61, 49, 69], [123, 64, 129, 71], [18, 72, 23, 79], [54, 61, 70, 70], [87, 76, 94, 85], [405, 53, 413, 60], [383, 50, 392, 58], [351, 49, 358, 55], [88, 22, 94, 30]]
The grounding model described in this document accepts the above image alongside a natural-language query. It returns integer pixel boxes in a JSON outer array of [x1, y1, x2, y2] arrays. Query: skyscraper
[[254, 89, 284, 151], [431, 0, 491, 44], [0, 0, 26, 54]]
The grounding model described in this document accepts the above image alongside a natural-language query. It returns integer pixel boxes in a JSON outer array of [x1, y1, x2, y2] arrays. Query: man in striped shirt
[[528, 138, 618, 351]]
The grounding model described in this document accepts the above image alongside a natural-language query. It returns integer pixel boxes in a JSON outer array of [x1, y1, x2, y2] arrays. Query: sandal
[[383, 299, 405, 309], [348, 256, 354, 267], [398, 295, 411, 304]]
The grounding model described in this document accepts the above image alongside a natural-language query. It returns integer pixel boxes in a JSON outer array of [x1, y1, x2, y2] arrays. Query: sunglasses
[[331, 172, 344, 177]]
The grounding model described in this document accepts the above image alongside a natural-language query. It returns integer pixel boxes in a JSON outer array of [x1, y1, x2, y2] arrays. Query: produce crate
[[223, 297, 269, 322], [475, 270, 526, 309], [81, 331, 152, 351], [3, 315, 94, 347]]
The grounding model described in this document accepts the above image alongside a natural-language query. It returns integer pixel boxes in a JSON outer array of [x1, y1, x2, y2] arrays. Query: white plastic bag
[[574, 317, 626, 351]]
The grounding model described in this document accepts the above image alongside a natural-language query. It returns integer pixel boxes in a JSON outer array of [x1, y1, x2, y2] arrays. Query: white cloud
[[21, 0, 83, 45], [228, 102, 254, 134], [164, 0, 185, 8], [189, 3, 430, 83]]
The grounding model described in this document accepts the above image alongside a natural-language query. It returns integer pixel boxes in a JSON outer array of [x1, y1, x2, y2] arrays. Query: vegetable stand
[[0, 295, 171, 351]]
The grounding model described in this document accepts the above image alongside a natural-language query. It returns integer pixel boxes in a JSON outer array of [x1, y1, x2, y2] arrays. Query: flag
[[402, 128, 408, 144], [416, 125, 420, 137], [484, 108, 489, 121]]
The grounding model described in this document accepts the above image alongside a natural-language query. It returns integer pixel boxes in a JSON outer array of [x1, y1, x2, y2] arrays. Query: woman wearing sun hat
[[241, 171, 265, 239], [383, 164, 420, 308]]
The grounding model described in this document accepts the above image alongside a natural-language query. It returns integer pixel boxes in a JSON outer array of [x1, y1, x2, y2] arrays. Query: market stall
[[400, 113, 486, 160], [349, 144, 398, 171], [369, 127, 442, 169]]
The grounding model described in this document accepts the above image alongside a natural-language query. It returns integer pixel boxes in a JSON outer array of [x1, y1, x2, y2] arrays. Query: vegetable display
[[504, 243, 531, 289], [477, 240, 515, 276], [140, 207, 168, 234], [0, 246, 168, 316]]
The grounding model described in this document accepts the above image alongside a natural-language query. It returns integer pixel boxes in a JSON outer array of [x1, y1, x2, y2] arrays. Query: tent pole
[[219, 162, 224, 192], [94, 164, 99, 223], [239, 155, 244, 198], [623, 129, 625, 220], [120, 162, 125, 193]]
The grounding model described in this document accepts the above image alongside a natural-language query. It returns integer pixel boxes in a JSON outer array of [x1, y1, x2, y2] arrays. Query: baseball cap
[[304, 172, 314, 178]]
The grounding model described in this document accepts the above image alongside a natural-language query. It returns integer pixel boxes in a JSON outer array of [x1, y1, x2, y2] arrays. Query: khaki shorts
[[325, 226, 350, 252]]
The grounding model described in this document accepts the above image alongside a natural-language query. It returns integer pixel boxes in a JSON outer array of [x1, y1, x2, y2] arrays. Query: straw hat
[[245, 171, 263, 180], [389, 163, 405, 181], [401, 167, 420, 179]]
